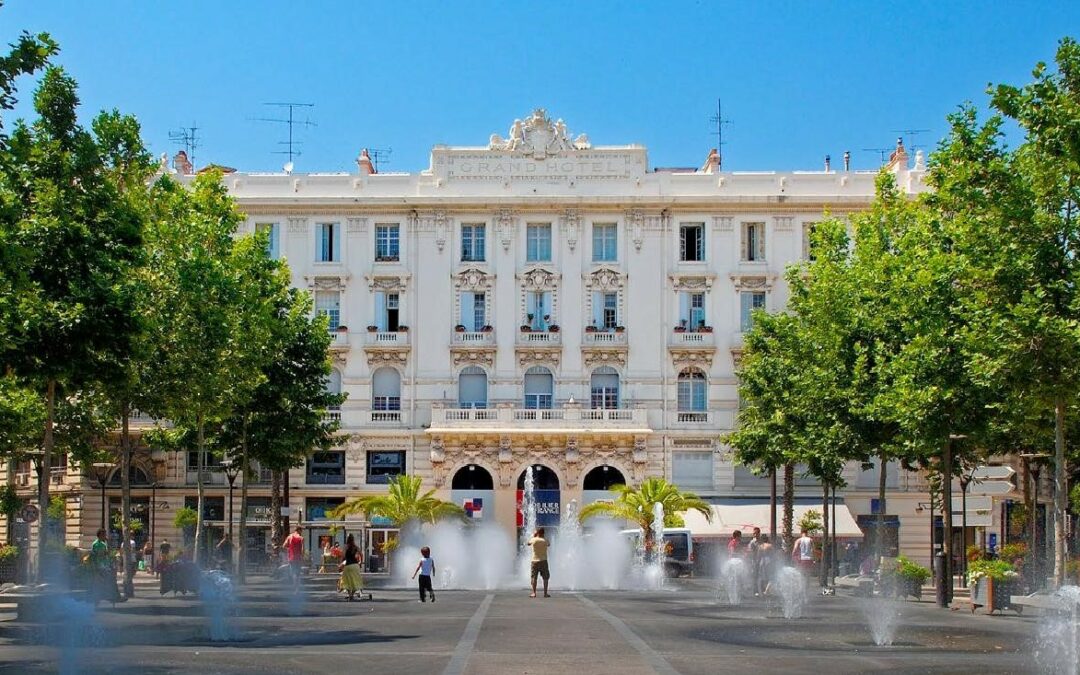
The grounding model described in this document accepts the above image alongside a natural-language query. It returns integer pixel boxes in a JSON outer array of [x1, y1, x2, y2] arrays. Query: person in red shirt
[[283, 526, 305, 588]]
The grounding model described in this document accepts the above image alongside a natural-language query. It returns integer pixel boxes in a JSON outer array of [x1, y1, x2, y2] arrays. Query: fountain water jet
[[1034, 585, 1080, 673], [719, 557, 749, 605], [519, 466, 538, 584], [200, 569, 238, 641], [642, 502, 666, 590], [773, 566, 807, 619], [860, 596, 901, 646]]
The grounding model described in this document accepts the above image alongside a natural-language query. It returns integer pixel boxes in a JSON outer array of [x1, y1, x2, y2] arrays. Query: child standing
[[411, 546, 436, 603]]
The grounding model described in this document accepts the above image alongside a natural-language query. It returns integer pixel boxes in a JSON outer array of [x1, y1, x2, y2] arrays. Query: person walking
[[747, 527, 762, 595], [90, 529, 123, 605], [792, 529, 816, 575], [283, 526, 305, 589], [411, 546, 436, 603], [757, 534, 776, 595], [339, 534, 364, 601], [528, 527, 550, 598]]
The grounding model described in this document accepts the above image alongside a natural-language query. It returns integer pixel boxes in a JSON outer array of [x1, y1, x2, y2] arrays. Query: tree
[[330, 475, 462, 548], [145, 172, 271, 564], [578, 477, 712, 552], [2, 66, 144, 577]]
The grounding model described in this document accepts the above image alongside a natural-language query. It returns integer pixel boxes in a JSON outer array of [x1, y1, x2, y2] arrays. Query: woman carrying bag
[[339, 534, 364, 601]]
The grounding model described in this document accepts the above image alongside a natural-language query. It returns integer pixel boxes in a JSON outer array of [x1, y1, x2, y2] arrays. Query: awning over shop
[[681, 500, 863, 539]]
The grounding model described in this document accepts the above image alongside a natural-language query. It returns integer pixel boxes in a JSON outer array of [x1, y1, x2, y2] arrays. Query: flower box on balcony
[[549, 325, 560, 333], [520, 325, 532, 333], [699, 326, 714, 333], [336, 325, 349, 333], [455, 325, 466, 332], [481, 325, 494, 332], [397, 325, 409, 332], [673, 326, 686, 333], [585, 325, 598, 333], [614, 326, 625, 333], [367, 325, 378, 332]]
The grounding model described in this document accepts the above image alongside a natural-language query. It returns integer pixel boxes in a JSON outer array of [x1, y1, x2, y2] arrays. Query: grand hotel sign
[[431, 108, 646, 182]]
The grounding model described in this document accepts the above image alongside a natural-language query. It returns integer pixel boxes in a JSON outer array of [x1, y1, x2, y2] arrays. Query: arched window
[[590, 366, 620, 409], [517, 464, 560, 490], [523, 366, 553, 409], [452, 464, 494, 490], [582, 464, 626, 491], [372, 367, 401, 411], [458, 366, 488, 409], [677, 369, 707, 412], [326, 368, 342, 410]]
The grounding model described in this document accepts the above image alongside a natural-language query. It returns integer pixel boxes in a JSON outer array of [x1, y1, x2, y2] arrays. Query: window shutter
[[740, 224, 749, 261], [592, 291, 603, 328], [270, 224, 280, 259], [332, 224, 341, 262], [461, 292, 474, 330], [755, 224, 765, 261], [679, 228, 687, 260], [740, 292, 752, 331], [541, 292, 551, 328], [679, 292, 690, 325], [375, 292, 387, 332]]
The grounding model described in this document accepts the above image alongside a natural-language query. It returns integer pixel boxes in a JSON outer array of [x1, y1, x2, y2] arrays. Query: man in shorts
[[528, 527, 550, 598]]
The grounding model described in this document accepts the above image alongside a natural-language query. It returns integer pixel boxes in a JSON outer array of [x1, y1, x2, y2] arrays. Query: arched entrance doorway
[[517, 464, 561, 533], [582, 464, 628, 509], [451, 464, 495, 523]]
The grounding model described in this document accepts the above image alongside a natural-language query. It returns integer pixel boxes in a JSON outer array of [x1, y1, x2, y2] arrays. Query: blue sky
[[2, 1, 1077, 173]]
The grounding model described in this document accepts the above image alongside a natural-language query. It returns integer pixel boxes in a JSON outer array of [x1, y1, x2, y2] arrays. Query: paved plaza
[[0, 576, 1042, 674]]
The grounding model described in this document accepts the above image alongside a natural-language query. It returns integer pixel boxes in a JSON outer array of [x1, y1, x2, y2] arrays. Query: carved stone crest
[[585, 266, 626, 292], [730, 275, 772, 291], [582, 349, 627, 369], [450, 348, 495, 369], [516, 348, 561, 369], [366, 274, 409, 291], [365, 351, 408, 369], [454, 268, 493, 291], [491, 108, 575, 159], [561, 210, 580, 251], [519, 266, 560, 291], [670, 274, 715, 292], [671, 350, 714, 370], [495, 209, 515, 251]]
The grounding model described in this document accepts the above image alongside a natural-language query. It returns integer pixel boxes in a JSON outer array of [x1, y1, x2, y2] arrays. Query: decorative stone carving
[[582, 349, 627, 369], [305, 275, 349, 291], [490, 108, 575, 158], [450, 348, 495, 369], [561, 210, 580, 251], [774, 216, 794, 232], [516, 348, 561, 369], [713, 216, 734, 232], [287, 217, 307, 235], [519, 266, 559, 291], [670, 273, 715, 292], [346, 217, 367, 234], [730, 274, 773, 291], [584, 266, 626, 292], [430, 436, 445, 464], [434, 212, 448, 251], [454, 268, 494, 291], [730, 348, 744, 369], [499, 435, 513, 465], [495, 209, 515, 251], [365, 350, 408, 368], [671, 350, 714, 370], [566, 436, 580, 465], [366, 274, 409, 291], [633, 436, 648, 464]]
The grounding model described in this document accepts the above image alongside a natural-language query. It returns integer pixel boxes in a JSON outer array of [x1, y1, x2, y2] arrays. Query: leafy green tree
[[578, 477, 712, 551], [330, 475, 462, 550]]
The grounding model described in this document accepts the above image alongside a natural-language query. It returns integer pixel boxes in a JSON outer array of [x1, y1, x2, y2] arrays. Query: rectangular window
[[679, 292, 706, 330], [527, 291, 551, 330], [375, 224, 400, 261], [591, 386, 619, 410], [460, 292, 486, 331], [602, 292, 618, 330], [315, 291, 341, 331], [802, 222, 818, 261], [373, 394, 401, 411], [375, 292, 399, 331], [306, 452, 345, 485], [677, 379, 707, 412], [317, 223, 340, 262], [740, 291, 766, 332], [184, 495, 225, 521], [305, 497, 345, 520], [186, 451, 222, 471], [679, 223, 704, 262], [592, 223, 617, 262], [256, 223, 280, 260], [461, 224, 485, 262], [526, 224, 552, 262], [672, 451, 713, 490], [742, 222, 765, 262], [367, 451, 405, 484]]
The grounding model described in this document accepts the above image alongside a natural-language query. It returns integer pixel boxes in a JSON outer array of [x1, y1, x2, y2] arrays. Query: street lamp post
[[88, 462, 113, 533], [221, 458, 241, 554], [959, 466, 978, 589], [1020, 452, 1050, 591]]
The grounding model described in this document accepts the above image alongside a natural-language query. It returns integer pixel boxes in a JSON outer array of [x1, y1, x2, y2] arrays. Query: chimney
[[172, 150, 193, 175], [886, 137, 909, 172], [824, 154, 831, 172], [357, 148, 376, 175], [701, 147, 720, 174], [843, 150, 851, 172]]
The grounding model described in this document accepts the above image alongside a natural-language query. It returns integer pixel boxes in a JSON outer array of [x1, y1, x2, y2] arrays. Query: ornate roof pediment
[[488, 108, 591, 157], [366, 274, 410, 291], [585, 265, 626, 292], [517, 266, 560, 291], [670, 273, 716, 292], [730, 274, 773, 291], [454, 267, 494, 291]]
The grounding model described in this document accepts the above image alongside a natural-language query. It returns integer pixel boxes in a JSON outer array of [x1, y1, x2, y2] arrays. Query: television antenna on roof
[[253, 102, 315, 167], [892, 128, 930, 152], [862, 147, 892, 165], [168, 122, 200, 170], [708, 99, 733, 170], [367, 147, 393, 172]]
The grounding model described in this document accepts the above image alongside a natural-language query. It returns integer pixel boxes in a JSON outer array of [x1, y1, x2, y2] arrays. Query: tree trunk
[[819, 482, 831, 589], [1054, 397, 1066, 589], [283, 468, 291, 534], [770, 467, 777, 540], [942, 437, 954, 605], [237, 417, 248, 585], [6, 458, 14, 545], [121, 404, 133, 597], [195, 415, 205, 567], [37, 378, 55, 581], [270, 469, 282, 554], [878, 451, 887, 552], [783, 462, 795, 551]]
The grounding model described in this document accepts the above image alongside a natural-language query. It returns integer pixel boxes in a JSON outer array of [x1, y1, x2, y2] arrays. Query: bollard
[[935, 551, 948, 608]]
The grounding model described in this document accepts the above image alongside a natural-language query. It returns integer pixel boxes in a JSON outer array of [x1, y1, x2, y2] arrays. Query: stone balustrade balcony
[[428, 404, 650, 436], [515, 330, 562, 347], [451, 330, 496, 346], [364, 330, 409, 347], [668, 330, 716, 348], [582, 330, 627, 346]]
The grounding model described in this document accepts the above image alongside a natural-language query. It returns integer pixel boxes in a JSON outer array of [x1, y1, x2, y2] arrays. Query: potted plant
[[0, 545, 19, 584], [481, 325, 494, 333], [700, 325, 714, 333], [520, 324, 532, 333], [890, 556, 931, 599], [543, 314, 550, 324], [397, 325, 409, 332], [336, 325, 349, 333], [585, 325, 597, 333], [614, 325, 626, 333], [367, 325, 379, 333], [549, 324, 560, 332], [674, 319, 687, 333], [968, 559, 1019, 614], [455, 324, 467, 332]]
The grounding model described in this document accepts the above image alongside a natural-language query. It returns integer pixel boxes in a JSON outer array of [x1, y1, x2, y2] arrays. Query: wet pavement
[[0, 576, 1041, 674]]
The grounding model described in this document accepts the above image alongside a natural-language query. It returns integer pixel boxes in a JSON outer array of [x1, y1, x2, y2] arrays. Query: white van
[[621, 527, 695, 577]]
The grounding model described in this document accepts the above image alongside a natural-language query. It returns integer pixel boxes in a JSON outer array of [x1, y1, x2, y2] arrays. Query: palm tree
[[578, 477, 712, 550], [328, 475, 463, 550]]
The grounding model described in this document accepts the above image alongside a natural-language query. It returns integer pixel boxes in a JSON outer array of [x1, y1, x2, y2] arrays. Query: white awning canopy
[[682, 501, 863, 539]]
